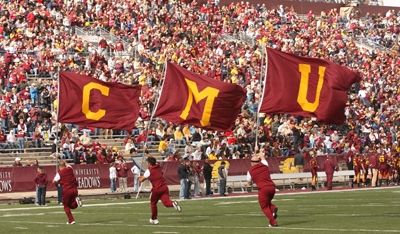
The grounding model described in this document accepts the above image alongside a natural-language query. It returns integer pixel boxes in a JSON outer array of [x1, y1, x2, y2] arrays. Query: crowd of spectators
[[0, 0, 398, 164]]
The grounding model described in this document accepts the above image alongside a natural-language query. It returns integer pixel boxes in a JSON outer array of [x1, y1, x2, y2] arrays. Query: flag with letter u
[[58, 72, 141, 130], [154, 62, 246, 131], [259, 48, 361, 124]]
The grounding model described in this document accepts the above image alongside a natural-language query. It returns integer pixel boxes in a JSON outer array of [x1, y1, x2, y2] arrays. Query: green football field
[[0, 188, 399, 234]]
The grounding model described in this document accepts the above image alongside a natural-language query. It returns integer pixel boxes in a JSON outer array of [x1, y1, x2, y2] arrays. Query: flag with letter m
[[58, 72, 141, 130], [154, 62, 246, 131], [259, 48, 361, 124]]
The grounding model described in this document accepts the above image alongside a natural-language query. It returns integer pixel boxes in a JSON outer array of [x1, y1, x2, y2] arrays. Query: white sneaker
[[76, 197, 82, 207], [149, 219, 159, 225], [172, 200, 182, 212], [66, 221, 76, 225]]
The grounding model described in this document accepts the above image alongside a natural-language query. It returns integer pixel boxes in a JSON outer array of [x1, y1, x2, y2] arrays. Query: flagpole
[[55, 71, 60, 171], [255, 46, 268, 150], [135, 61, 168, 199]]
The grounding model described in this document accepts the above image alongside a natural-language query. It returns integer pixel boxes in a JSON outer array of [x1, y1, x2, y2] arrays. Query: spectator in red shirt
[[34, 167, 48, 206], [323, 156, 338, 190], [116, 155, 129, 193]]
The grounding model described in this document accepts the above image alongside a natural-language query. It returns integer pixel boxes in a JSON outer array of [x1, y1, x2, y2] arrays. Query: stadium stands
[[0, 0, 398, 166]]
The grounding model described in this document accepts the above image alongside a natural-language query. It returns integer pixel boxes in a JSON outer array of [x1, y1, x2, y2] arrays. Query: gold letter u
[[297, 64, 325, 112]]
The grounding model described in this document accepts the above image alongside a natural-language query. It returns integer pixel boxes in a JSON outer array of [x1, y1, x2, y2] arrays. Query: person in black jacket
[[177, 159, 189, 199], [202, 159, 213, 196]]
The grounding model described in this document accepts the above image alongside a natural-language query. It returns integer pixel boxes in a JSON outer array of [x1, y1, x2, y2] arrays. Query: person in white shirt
[[109, 163, 117, 193], [131, 162, 141, 192]]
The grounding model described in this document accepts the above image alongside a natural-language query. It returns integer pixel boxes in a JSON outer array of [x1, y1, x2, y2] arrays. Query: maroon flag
[[259, 48, 361, 124], [58, 72, 141, 130], [154, 62, 246, 131]]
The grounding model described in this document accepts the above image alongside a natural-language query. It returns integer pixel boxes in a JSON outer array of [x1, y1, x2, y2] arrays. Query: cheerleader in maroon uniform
[[309, 153, 318, 191]]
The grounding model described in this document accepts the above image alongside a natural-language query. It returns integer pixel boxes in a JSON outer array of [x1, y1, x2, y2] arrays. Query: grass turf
[[0, 188, 399, 234]]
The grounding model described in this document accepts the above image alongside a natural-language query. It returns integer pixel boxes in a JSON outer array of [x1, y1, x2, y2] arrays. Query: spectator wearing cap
[[13, 157, 23, 167], [115, 154, 129, 193]]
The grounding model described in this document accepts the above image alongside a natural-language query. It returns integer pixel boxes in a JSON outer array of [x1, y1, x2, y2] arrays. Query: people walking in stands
[[247, 149, 278, 227], [139, 157, 181, 225]]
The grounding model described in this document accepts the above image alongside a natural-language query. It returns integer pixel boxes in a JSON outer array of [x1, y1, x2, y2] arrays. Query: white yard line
[[2, 221, 400, 233], [0, 186, 398, 212]]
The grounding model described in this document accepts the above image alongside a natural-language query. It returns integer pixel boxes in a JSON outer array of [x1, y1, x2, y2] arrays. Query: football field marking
[[1, 220, 400, 233], [0, 186, 398, 213]]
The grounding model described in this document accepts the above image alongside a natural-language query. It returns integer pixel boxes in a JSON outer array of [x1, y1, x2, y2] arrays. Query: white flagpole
[[255, 47, 268, 150], [55, 71, 61, 170], [135, 61, 168, 199]]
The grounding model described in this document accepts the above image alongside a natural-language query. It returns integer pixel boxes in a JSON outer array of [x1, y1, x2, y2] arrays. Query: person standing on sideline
[[177, 158, 189, 199], [34, 167, 48, 206], [109, 163, 117, 193], [294, 149, 304, 172], [247, 151, 278, 227], [139, 157, 182, 225], [218, 161, 228, 196], [131, 161, 141, 192], [324, 156, 337, 190], [202, 159, 213, 196], [116, 155, 129, 193], [309, 153, 318, 191], [53, 161, 82, 224], [369, 153, 379, 187]]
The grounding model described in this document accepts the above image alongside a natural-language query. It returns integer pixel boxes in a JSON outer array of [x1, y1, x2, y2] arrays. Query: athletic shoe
[[66, 221, 76, 225], [273, 207, 278, 219], [149, 219, 159, 225], [76, 196, 82, 207], [268, 223, 278, 228], [172, 200, 182, 212]]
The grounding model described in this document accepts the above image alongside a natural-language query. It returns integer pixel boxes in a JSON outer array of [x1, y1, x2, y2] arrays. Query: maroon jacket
[[34, 172, 48, 187], [59, 167, 78, 191], [369, 154, 378, 169], [249, 162, 275, 189], [116, 162, 129, 178], [147, 164, 168, 191], [324, 158, 337, 174]]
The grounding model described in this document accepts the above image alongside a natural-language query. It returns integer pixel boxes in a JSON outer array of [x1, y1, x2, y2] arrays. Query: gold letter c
[[82, 82, 110, 120]]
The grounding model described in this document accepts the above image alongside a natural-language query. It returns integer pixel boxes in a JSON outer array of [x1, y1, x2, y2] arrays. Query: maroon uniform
[[309, 157, 318, 177], [55, 166, 79, 223], [248, 160, 277, 226], [324, 157, 337, 190], [378, 155, 389, 179], [144, 164, 174, 220]]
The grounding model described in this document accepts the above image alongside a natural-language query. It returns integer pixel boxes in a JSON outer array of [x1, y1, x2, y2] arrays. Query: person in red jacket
[[34, 167, 48, 206], [247, 151, 278, 227], [53, 161, 82, 224], [116, 155, 129, 193], [324, 156, 337, 190], [139, 157, 181, 225]]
